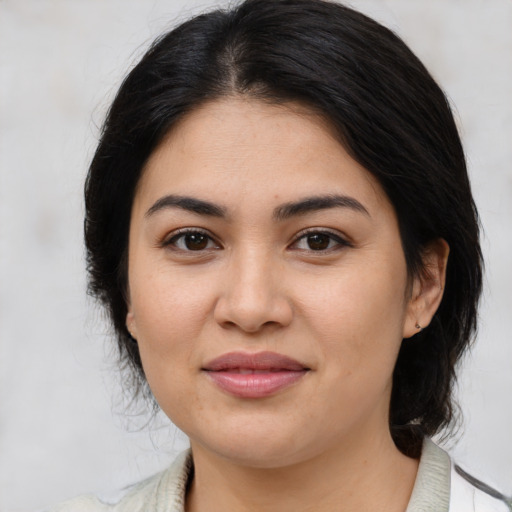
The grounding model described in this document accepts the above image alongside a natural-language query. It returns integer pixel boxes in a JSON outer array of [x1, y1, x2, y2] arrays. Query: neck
[[185, 430, 419, 512]]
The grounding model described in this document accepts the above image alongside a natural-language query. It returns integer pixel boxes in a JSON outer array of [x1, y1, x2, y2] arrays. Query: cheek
[[131, 283, 209, 419], [293, 256, 408, 368], [129, 268, 213, 367], [301, 263, 406, 324]]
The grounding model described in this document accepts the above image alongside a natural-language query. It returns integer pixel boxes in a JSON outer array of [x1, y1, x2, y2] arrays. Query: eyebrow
[[145, 193, 369, 220], [145, 195, 227, 218], [273, 194, 370, 220]]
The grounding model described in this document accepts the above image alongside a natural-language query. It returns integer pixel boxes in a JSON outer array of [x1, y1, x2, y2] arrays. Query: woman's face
[[126, 98, 423, 468]]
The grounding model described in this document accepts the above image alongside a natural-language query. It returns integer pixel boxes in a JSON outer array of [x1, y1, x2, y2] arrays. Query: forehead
[[136, 97, 390, 216]]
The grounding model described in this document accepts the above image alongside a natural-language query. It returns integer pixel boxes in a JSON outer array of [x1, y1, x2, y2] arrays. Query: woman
[[51, 0, 508, 510]]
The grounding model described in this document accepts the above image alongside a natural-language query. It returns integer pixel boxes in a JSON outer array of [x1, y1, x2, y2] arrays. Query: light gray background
[[0, 0, 511, 510]]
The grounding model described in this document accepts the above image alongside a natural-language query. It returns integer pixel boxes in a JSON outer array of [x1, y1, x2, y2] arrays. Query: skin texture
[[126, 98, 448, 512]]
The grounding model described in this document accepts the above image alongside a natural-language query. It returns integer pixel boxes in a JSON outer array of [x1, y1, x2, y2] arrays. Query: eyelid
[[289, 227, 353, 251], [162, 227, 222, 250]]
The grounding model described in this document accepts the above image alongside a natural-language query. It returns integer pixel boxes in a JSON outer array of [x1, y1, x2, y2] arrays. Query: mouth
[[202, 351, 310, 398]]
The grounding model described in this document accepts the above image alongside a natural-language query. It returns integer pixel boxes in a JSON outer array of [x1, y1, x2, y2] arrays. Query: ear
[[403, 238, 450, 338], [126, 310, 138, 340]]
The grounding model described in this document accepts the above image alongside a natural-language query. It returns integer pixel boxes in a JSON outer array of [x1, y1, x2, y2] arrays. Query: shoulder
[[450, 464, 510, 512], [44, 450, 192, 512]]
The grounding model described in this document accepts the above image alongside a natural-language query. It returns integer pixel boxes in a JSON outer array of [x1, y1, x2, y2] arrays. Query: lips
[[202, 351, 310, 398]]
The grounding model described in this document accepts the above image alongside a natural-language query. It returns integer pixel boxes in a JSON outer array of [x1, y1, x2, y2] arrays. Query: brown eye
[[306, 233, 331, 250], [291, 230, 351, 252], [166, 230, 219, 251], [184, 233, 209, 250]]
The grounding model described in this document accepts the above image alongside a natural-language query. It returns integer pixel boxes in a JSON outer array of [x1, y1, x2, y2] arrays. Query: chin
[[188, 422, 317, 469]]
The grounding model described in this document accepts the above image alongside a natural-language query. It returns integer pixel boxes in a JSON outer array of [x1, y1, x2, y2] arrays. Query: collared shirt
[[407, 439, 509, 512], [48, 439, 510, 512]]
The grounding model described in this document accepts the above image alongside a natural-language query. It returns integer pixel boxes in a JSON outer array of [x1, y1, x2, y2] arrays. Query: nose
[[213, 249, 293, 333]]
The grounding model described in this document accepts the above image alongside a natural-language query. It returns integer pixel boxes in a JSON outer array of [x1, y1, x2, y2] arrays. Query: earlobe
[[126, 310, 137, 340], [403, 238, 450, 339]]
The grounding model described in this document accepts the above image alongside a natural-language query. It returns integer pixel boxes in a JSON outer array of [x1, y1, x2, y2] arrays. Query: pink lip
[[202, 351, 310, 398]]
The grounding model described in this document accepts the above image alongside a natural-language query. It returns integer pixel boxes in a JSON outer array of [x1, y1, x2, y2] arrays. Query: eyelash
[[162, 228, 221, 252], [290, 229, 352, 252], [162, 227, 351, 254]]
